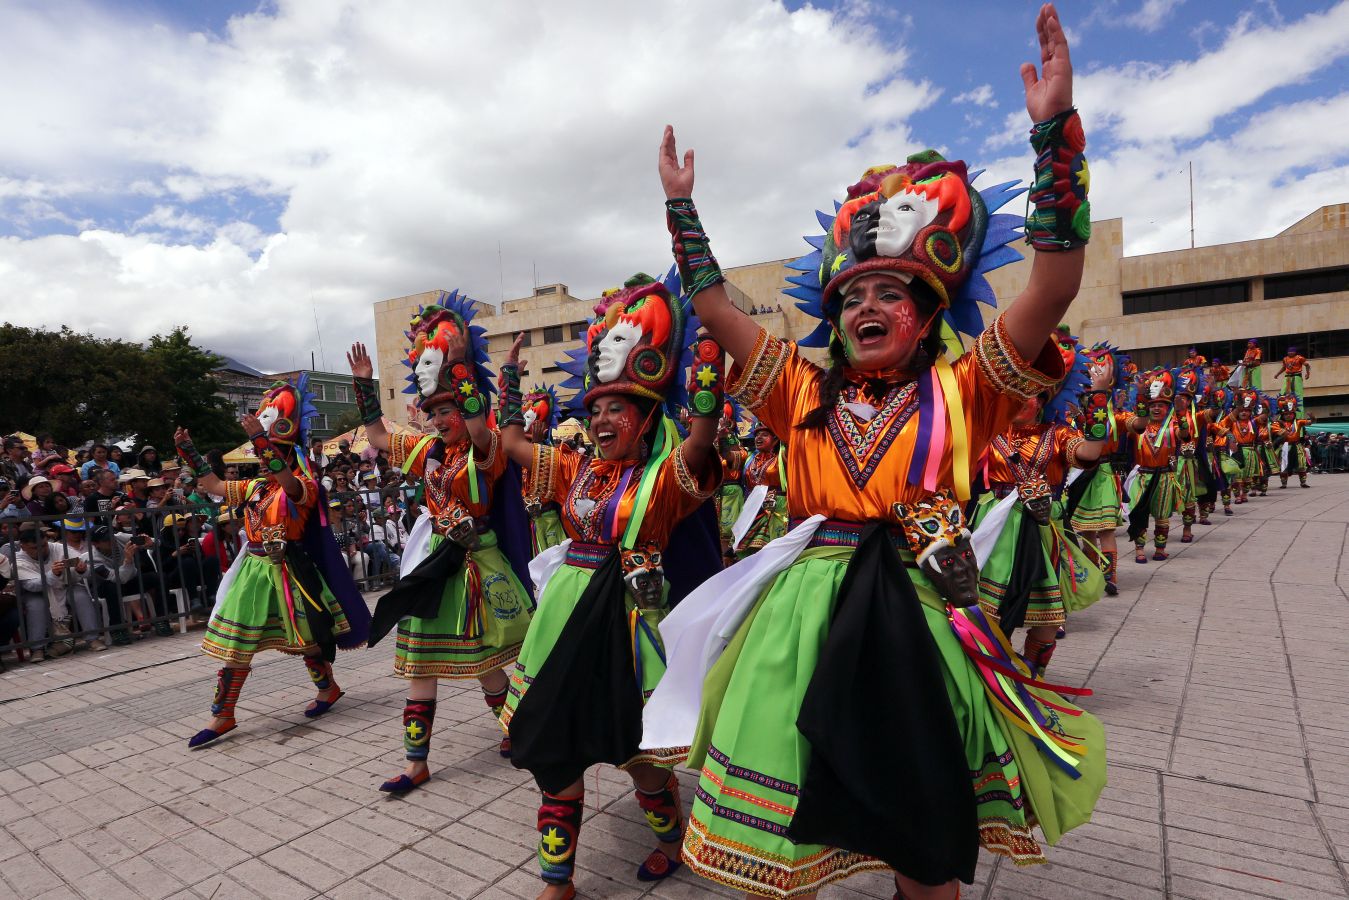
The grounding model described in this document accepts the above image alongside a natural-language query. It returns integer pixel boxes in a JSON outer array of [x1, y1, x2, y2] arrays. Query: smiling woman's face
[[836, 272, 932, 371], [587, 395, 646, 460]]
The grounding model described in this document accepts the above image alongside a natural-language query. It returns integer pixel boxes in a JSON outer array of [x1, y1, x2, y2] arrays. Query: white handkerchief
[[573, 498, 596, 517], [843, 401, 877, 421]]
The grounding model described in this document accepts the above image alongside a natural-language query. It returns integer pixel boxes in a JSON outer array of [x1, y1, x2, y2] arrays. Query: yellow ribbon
[[935, 356, 969, 501]]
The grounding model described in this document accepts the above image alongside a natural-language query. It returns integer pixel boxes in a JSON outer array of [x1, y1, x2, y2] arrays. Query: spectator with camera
[[328, 500, 369, 586], [88, 525, 151, 643]]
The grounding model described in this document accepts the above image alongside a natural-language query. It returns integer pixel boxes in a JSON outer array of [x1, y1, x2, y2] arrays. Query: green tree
[[327, 407, 363, 437], [0, 324, 241, 453], [144, 327, 239, 451]]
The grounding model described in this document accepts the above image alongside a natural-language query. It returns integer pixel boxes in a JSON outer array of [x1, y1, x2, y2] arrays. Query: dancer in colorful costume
[[1274, 345, 1310, 415], [1219, 389, 1262, 506], [522, 384, 568, 554], [1064, 342, 1125, 594], [498, 272, 723, 898], [1200, 386, 1237, 518], [972, 326, 1106, 637], [1209, 357, 1230, 388], [731, 418, 787, 558], [648, 8, 1104, 897], [716, 401, 748, 561], [1271, 394, 1313, 488], [1170, 365, 1211, 543], [1252, 394, 1280, 496], [348, 291, 535, 794], [175, 378, 371, 749], [1123, 369, 1189, 563], [1240, 339, 1262, 389]]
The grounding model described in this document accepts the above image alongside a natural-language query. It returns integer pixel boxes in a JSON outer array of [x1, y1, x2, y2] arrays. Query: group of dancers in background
[[161, 7, 1316, 899]]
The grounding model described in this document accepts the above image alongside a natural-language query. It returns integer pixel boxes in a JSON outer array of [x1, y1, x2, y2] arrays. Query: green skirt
[[717, 484, 745, 544], [1257, 445, 1279, 478], [738, 491, 789, 557], [1067, 467, 1123, 532], [1231, 446, 1260, 481], [683, 545, 1105, 897], [202, 554, 350, 665], [393, 531, 533, 679], [971, 495, 1066, 629], [1128, 470, 1181, 520], [500, 562, 684, 768], [530, 507, 567, 556], [1174, 455, 1201, 506]]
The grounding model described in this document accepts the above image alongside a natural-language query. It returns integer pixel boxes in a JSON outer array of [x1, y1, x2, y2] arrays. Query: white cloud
[[953, 84, 998, 108], [0, 0, 943, 369], [1076, 1, 1349, 143], [1123, 0, 1186, 32]]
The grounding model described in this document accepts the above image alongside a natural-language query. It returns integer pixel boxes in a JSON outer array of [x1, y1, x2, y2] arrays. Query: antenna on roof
[[498, 241, 505, 305], [311, 296, 327, 371]]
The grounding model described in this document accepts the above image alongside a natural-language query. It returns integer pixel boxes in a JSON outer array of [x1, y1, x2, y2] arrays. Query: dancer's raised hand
[[658, 125, 695, 200], [347, 342, 374, 379], [1021, 3, 1074, 121]]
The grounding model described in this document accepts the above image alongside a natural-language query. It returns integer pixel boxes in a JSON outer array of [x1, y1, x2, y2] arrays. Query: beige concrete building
[[373, 203, 1349, 425]]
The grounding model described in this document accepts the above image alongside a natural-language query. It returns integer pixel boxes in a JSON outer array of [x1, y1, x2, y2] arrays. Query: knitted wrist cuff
[[666, 198, 725, 296], [1025, 108, 1091, 251], [176, 440, 213, 478], [353, 376, 382, 426], [497, 364, 524, 428]]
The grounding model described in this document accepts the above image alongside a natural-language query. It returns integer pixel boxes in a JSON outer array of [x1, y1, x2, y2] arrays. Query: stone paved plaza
[[2, 480, 1348, 899]]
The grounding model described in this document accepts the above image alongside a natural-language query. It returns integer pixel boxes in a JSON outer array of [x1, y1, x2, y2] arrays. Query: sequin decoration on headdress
[[402, 290, 495, 412], [785, 151, 1026, 347], [557, 268, 697, 415]]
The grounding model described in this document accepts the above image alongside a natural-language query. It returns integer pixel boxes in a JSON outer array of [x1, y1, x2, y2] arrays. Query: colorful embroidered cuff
[[1025, 108, 1090, 251], [353, 376, 382, 426], [728, 329, 791, 410], [687, 336, 725, 418], [975, 315, 1064, 402], [250, 432, 288, 474], [222, 479, 254, 508], [528, 443, 559, 503], [447, 358, 486, 419], [176, 440, 213, 478], [665, 198, 724, 297], [497, 364, 524, 428], [478, 428, 501, 471], [674, 444, 716, 500], [1081, 390, 1111, 441], [1064, 435, 1086, 466]]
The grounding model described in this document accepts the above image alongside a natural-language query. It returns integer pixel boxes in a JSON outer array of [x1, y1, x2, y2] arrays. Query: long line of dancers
[[163, 7, 1317, 898]]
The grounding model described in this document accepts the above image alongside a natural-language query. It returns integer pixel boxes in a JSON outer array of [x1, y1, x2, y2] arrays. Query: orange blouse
[[1272, 418, 1311, 443], [389, 430, 505, 520], [528, 442, 716, 548], [223, 477, 318, 543], [743, 449, 783, 491], [728, 315, 1063, 525], [984, 424, 1083, 490], [1283, 354, 1307, 375], [1220, 415, 1258, 447], [721, 445, 748, 482]]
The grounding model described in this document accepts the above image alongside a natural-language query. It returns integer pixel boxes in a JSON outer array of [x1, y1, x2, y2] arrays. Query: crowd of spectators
[[0, 432, 433, 671], [1311, 432, 1349, 473]]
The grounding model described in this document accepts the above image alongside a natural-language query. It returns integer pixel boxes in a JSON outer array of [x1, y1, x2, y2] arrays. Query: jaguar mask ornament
[[621, 542, 665, 610], [895, 491, 979, 606]]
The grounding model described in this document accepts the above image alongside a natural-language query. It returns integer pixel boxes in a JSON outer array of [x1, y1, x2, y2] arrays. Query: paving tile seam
[[1267, 518, 1324, 806]]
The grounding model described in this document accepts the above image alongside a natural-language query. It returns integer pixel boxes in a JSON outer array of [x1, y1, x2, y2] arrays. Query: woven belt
[[790, 518, 908, 553], [565, 541, 611, 570], [1138, 466, 1172, 474], [246, 540, 285, 557]]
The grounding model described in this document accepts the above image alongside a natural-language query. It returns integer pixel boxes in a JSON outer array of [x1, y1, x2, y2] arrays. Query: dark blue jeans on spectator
[[366, 541, 390, 579]]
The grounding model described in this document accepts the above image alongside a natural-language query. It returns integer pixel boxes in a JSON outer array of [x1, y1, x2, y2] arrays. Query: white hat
[[20, 476, 51, 502]]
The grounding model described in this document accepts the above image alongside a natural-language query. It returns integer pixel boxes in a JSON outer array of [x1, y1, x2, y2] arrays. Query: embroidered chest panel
[[992, 429, 1054, 485], [744, 452, 776, 489], [424, 451, 470, 517], [564, 461, 645, 543], [825, 381, 919, 490]]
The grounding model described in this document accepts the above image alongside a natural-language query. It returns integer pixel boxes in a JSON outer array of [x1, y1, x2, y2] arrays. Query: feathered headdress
[[1276, 394, 1298, 416], [1042, 326, 1091, 426], [523, 384, 562, 438], [1172, 364, 1205, 398], [256, 374, 319, 463], [557, 267, 699, 416], [402, 290, 494, 411], [784, 151, 1026, 348], [1083, 342, 1125, 390], [1142, 368, 1175, 403]]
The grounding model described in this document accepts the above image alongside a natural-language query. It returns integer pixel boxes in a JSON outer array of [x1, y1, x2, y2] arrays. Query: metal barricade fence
[[0, 486, 413, 659]]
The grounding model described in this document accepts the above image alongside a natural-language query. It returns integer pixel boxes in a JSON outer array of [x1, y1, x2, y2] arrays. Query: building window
[[313, 413, 329, 431], [520, 331, 533, 347], [542, 364, 561, 373], [543, 325, 564, 343], [1122, 327, 1349, 371], [334, 384, 350, 403], [571, 321, 588, 339], [535, 285, 558, 295], [1264, 266, 1349, 301], [311, 383, 326, 401], [1122, 281, 1247, 315], [388, 388, 395, 400]]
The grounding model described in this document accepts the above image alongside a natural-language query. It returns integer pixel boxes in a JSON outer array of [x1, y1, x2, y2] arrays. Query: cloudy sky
[[2, 0, 1347, 372]]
